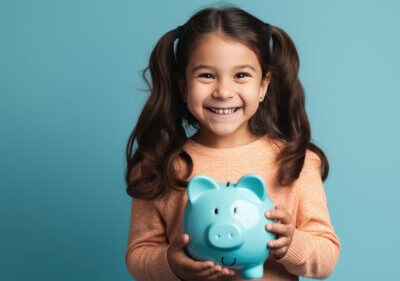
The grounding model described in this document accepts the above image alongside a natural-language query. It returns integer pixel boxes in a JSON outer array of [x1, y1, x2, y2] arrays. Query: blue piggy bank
[[183, 174, 276, 280]]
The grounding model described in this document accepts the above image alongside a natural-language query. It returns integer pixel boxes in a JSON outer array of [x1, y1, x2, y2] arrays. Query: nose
[[212, 78, 235, 99], [208, 222, 244, 249]]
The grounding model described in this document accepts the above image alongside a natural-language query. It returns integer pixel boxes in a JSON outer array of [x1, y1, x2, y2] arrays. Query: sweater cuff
[[159, 245, 182, 281], [274, 228, 307, 267]]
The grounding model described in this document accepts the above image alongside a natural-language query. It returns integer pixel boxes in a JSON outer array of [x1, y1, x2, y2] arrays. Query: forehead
[[187, 32, 261, 72]]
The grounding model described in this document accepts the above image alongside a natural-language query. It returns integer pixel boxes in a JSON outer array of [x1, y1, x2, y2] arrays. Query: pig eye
[[214, 208, 218, 214], [234, 207, 238, 213]]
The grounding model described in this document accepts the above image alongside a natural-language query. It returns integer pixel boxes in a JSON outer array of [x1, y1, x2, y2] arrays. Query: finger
[[265, 209, 284, 220], [197, 264, 222, 279], [189, 260, 215, 274], [184, 259, 215, 273], [207, 265, 223, 280], [170, 234, 189, 252], [223, 268, 236, 278], [267, 236, 289, 248], [265, 222, 288, 235], [270, 247, 288, 258], [208, 267, 234, 280], [275, 205, 292, 225], [171, 235, 215, 272], [210, 271, 235, 280], [265, 208, 285, 220], [265, 209, 292, 225]]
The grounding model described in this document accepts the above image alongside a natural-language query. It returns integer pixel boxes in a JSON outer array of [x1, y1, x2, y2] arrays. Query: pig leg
[[240, 263, 263, 280]]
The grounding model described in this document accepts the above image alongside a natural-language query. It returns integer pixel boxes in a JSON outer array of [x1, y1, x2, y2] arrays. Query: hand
[[167, 234, 236, 281], [265, 204, 295, 259]]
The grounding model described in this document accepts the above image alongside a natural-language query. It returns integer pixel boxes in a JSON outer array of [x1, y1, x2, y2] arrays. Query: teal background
[[1, 0, 398, 280]]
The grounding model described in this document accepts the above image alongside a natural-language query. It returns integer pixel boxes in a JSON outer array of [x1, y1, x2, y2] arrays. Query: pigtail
[[267, 25, 329, 185], [125, 29, 192, 199]]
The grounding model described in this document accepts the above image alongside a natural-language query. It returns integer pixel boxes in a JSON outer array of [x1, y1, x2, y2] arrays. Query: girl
[[125, 5, 340, 281]]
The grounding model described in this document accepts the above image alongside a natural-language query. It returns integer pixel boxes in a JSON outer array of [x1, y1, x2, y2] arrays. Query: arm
[[274, 155, 341, 279], [125, 197, 181, 281]]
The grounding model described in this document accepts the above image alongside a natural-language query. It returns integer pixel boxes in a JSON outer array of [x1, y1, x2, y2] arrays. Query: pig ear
[[236, 174, 266, 201], [187, 175, 219, 204]]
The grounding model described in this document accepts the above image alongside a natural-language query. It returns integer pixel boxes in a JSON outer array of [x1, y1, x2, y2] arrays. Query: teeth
[[210, 107, 237, 114]]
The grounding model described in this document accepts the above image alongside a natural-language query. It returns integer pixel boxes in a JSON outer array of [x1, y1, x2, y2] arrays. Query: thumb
[[170, 234, 189, 251]]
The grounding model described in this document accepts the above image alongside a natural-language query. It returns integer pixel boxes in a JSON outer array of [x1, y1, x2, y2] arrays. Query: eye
[[235, 72, 250, 79], [233, 207, 238, 213], [199, 73, 214, 79], [214, 208, 218, 214]]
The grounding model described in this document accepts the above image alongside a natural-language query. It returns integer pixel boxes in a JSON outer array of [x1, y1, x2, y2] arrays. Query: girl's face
[[181, 32, 271, 147]]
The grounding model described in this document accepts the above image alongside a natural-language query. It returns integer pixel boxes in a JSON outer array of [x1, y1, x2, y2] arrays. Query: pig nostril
[[217, 234, 220, 238]]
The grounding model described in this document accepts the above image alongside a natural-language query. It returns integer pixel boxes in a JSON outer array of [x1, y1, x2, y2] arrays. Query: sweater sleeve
[[125, 197, 181, 281], [274, 154, 341, 279]]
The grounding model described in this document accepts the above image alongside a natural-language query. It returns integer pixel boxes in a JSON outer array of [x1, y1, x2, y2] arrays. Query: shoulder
[[129, 163, 142, 183], [305, 149, 322, 166], [299, 149, 322, 182], [262, 137, 322, 166], [262, 137, 320, 161]]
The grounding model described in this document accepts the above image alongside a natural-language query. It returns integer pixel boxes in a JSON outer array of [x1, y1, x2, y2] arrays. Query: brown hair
[[125, 5, 329, 199]]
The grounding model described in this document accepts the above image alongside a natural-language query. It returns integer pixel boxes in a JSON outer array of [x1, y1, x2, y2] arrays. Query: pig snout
[[207, 222, 244, 249]]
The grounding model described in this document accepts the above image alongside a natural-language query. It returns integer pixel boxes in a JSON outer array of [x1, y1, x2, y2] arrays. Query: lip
[[206, 107, 242, 119], [207, 106, 241, 109]]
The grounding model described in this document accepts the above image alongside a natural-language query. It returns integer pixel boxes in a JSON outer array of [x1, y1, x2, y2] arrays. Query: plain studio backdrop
[[1, 0, 398, 280]]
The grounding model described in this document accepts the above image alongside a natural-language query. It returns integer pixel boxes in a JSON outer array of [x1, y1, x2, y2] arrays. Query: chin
[[211, 130, 239, 138]]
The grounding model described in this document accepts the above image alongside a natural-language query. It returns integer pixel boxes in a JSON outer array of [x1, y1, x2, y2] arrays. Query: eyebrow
[[191, 64, 256, 73]]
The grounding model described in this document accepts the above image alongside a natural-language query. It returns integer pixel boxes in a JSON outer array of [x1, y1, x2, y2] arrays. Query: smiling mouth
[[206, 107, 242, 114], [221, 257, 236, 266]]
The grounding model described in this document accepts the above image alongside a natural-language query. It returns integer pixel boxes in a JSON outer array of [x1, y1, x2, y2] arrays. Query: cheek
[[242, 85, 262, 106], [187, 84, 210, 105], [244, 100, 260, 116], [187, 92, 203, 107], [186, 94, 205, 117]]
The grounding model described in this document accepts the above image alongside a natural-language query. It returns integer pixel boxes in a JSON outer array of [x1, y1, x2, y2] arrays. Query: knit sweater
[[125, 135, 341, 281]]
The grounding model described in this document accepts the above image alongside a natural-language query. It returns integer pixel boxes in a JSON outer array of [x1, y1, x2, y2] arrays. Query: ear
[[236, 174, 266, 201], [259, 71, 271, 100], [187, 175, 219, 204]]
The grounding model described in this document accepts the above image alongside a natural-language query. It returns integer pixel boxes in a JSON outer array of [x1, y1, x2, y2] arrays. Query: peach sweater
[[125, 135, 340, 281]]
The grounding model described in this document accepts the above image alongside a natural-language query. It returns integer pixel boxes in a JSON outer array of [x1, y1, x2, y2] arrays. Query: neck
[[191, 129, 261, 149]]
